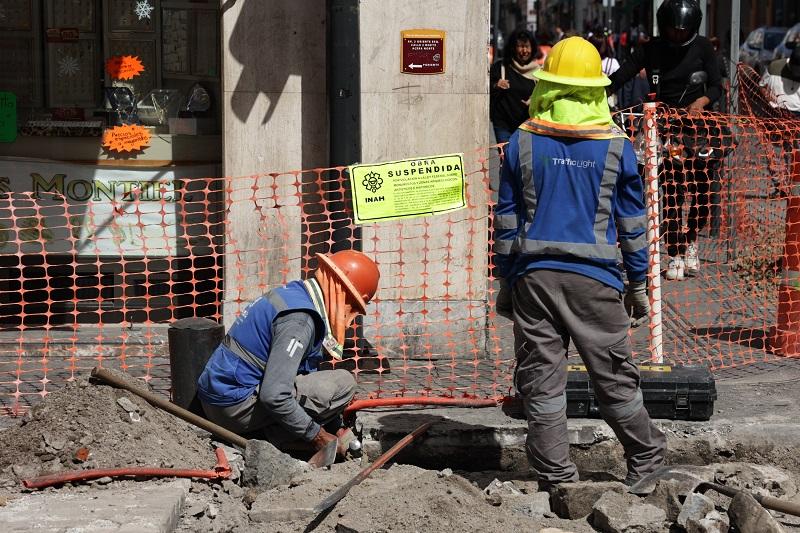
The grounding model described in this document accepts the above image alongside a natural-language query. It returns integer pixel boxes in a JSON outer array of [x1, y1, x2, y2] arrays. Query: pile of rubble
[[0, 372, 215, 492], [1, 372, 799, 532]]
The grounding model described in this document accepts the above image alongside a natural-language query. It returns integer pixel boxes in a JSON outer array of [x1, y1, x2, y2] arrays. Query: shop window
[[0, 0, 220, 129]]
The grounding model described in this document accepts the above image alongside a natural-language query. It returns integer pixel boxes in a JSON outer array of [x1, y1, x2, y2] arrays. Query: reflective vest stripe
[[619, 232, 648, 252], [616, 215, 647, 233], [494, 213, 518, 229], [516, 239, 619, 260], [594, 137, 625, 244], [222, 288, 291, 372], [519, 132, 537, 221], [493, 239, 513, 255], [222, 334, 266, 371]]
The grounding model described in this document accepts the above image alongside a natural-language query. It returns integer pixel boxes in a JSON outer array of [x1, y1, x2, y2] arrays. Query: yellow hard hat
[[533, 36, 611, 87]]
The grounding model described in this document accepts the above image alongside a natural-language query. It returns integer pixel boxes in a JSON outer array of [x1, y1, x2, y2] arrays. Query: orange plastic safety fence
[[3, 68, 800, 415]]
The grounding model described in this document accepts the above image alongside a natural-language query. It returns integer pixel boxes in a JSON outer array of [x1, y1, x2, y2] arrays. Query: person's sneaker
[[685, 243, 699, 275], [665, 256, 685, 281]]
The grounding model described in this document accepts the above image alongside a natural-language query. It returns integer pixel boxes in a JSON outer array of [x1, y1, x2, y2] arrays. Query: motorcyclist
[[609, 0, 723, 281]]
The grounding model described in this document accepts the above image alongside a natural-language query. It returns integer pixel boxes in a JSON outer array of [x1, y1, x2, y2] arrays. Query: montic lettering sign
[[20, 173, 180, 202], [0, 161, 217, 257]]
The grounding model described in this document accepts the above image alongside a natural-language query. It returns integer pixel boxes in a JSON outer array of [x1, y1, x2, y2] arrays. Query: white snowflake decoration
[[58, 55, 80, 77], [134, 1, 154, 20]]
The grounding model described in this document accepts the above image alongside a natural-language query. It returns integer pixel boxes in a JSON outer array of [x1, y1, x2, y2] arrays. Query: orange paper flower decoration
[[105, 55, 145, 80], [102, 124, 151, 153]]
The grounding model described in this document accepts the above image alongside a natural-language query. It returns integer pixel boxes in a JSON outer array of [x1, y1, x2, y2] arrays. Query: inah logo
[[362, 171, 383, 193]]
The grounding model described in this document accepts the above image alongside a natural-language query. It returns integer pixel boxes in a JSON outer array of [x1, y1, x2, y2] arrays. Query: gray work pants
[[512, 269, 666, 484], [201, 369, 355, 446]]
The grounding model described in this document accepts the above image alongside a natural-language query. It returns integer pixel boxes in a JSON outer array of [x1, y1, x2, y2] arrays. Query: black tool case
[[566, 364, 716, 421]]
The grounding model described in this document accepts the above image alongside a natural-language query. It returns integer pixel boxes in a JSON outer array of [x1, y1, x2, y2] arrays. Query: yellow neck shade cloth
[[528, 79, 615, 127]]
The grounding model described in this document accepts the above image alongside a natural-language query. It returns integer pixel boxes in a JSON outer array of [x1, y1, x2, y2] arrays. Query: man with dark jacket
[[608, 0, 722, 282], [197, 250, 380, 457], [495, 37, 666, 490]]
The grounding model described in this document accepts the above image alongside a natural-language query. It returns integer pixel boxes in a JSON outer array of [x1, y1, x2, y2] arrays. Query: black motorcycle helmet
[[656, 0, 702, 47]]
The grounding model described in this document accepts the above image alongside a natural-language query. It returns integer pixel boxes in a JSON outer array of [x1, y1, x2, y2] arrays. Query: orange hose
[[344, 396, 506, 415], [22, 448, 231, 489]]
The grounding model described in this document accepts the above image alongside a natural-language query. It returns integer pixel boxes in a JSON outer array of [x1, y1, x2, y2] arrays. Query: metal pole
[[729, 0, 740, 115], [652, 0, 659, 37], [643, 102, 664, 363], [699, 0, 707, 36]]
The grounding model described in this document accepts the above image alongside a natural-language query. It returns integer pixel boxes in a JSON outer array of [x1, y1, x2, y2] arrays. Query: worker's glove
[[496, 278, 513, 319], [624, 279, 650, 328]]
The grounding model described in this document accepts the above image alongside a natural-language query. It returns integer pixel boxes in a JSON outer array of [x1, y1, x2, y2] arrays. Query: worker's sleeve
[[257, 311, 320, 441], [493, 131, 524, 278], [608, 45, 645, 94], [615, 141, 648, 283]]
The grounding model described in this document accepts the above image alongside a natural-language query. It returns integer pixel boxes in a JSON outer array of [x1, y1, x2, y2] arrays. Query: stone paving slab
[[0, 479, 190, 532]]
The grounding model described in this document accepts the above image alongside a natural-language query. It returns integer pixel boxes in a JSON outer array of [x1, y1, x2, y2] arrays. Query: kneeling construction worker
[[494, 37, 666, 489], [197, 250, 380, 457]]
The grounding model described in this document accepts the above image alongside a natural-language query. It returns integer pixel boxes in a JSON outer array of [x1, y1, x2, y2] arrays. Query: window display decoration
[[102, 124, 150, 153], [134, 1, 154, 21], [105, 55, 145, 80], [57, 55, 80, 77]]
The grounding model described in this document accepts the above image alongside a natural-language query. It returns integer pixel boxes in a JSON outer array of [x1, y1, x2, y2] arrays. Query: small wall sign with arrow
[[401, 29, 446, 75]]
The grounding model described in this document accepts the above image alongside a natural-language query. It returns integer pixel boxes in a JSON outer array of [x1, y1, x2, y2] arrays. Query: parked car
[[739, 26, 787, 72], [772, 22, 800, 62]]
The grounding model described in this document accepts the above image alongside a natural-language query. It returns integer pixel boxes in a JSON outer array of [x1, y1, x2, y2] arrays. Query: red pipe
[[22, 448, 231, 490], [344, 396, 506, 415]]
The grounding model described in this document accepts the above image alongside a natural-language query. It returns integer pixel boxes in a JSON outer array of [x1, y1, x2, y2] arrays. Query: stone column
[[358, 1, 491, 359], [221, 1, 329, 325]]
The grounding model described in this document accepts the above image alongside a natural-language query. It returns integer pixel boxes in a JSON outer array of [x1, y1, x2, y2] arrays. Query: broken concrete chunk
[[185, 500, 206, 517], [728, 491, 786, 533], [221, 479, 243, 499], [438, 468, 453, 478], [592, 491, 667, 533], [507, 491, 553, 518], [241, 439, 307, 490], [551, 481, 627, 519], [41, 431, 66, 452], [115, 397, 139, 414], [483, 478, 522, 497], [689, 509, 730, 533], [644, 478, 686, 521], [678, 492, 715, 529]]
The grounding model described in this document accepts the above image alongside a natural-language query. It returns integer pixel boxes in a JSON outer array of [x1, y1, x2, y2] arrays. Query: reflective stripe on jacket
[[493, 118, 647, 292], [197, 280, 326, 406]]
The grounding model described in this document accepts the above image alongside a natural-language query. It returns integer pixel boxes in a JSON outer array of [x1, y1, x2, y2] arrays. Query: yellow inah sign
[[348, 154, 465, 224]]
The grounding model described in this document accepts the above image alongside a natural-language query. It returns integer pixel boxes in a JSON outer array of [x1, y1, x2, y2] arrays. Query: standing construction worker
[[494, 37, 666, 489], [197, 250, 379, 458]]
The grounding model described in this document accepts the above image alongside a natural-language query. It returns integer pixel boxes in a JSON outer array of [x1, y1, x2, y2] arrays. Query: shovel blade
[[308, 439, 337, 469], [628, 465, 705, 496]]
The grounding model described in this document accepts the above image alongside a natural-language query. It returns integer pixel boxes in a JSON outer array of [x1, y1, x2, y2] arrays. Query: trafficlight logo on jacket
[[548, 157, 597, 169]]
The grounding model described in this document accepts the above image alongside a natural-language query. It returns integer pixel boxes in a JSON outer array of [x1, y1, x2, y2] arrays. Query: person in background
[[490, 28, 540, 145], [760, 46, 800, 117], [590, 34, 621, 109], [608, 0, 722, 282], [197, 250, 380, 459], [494, 37, 666, 491]]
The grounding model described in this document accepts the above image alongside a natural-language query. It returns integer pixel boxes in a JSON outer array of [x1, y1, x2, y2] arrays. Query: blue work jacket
[[493, 118, 648, 292], [197, 281, 326, 406]]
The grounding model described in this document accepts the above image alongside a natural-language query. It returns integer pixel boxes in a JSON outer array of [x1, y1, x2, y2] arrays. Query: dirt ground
[[1, 370, 800, 532]]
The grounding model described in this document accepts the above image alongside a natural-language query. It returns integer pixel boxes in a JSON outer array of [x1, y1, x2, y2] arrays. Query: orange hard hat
[[316, 250, 380, 314]]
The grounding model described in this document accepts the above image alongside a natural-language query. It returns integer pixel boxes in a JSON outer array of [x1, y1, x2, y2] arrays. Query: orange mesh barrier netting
[[2, 68, 800, 415]]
